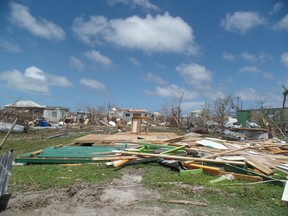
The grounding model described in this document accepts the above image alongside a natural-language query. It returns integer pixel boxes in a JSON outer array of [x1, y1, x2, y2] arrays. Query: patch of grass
[[138, 163, 288, 216], [9, 163, 119, 192]]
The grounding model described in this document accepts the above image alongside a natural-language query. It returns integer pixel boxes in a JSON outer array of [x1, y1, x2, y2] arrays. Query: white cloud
[[241, 52, 257, 62], [144, 72, 167, 85], [269, 2, 283, 15], [147, 84, 198, 100], [274, 13, 288, 32], [108, 0, 159, 11], [80, 78, 106, 90], [9, 2, 65, 41], [25, 66, 47, 81], [127, 57, 142, 66], [181, 101, 206, 113], [221, 11, 266, 34], [69, 56, 85, 71], [84, 50, 112, 65], [0, 66, 72, 94], [0, 39, 21, 53], [72, 12, 198, 54], [241, 51, 272, 63], [239, 66, 260, 74], [176, 63, 212, 89], [281, 52, 288, 68], [222, 52, 236, 61], [263, 72, 274, 79], [234, 88, 261, 101]]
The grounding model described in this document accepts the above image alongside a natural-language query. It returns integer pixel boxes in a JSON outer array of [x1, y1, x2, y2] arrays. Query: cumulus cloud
[[221, 11, 266, 34], [222, 52, 236, 61], [9, 2, 66, 41], [239, 66, 260, 74], [274, 13, 288, 32], [144, 72, 167, 85], [234, 88, 262, 101], [0, 39, 21, 53], [241, 51, 272, 63], [127, 57, 142, 66], [281, 52, 288, 68], [146, 84, 198, 100], [84, 50, 112, 65], [176, 63, 212, 89], [108, 0, 159, 11], [69, 56, 85, 71], [269, 2, 283, 15], [80, 78, 106, 90], [0, 66, 72, 93], [72, 12, 198, 54]]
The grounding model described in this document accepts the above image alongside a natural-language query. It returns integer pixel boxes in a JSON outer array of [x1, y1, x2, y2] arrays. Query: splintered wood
[[59, 131, 288, 183]]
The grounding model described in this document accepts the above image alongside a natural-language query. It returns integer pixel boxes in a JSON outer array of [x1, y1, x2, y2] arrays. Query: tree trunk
[[283, 95, 286, 108]]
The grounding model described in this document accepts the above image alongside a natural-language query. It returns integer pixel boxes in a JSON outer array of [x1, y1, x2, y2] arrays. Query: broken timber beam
[[245, 158, 274, 176], [202, 145, 251, 159], [117, 151, 246, 166]]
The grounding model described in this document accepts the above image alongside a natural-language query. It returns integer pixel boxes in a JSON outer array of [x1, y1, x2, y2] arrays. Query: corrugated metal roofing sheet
[[0, 151, 13, 197]]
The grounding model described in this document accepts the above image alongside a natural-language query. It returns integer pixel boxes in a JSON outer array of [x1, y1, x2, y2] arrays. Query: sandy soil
[[0, 168, 196, 216]]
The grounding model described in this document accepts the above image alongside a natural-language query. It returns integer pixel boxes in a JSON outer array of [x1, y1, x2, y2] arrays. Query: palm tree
[[282, 85, 288, 108]]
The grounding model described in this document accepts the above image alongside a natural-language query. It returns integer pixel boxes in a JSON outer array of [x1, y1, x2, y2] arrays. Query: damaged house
[[108, 108, 150, 123], [43, 106, 70, 124], [2, 100, 69, 124], [236, 107, 288, 131]]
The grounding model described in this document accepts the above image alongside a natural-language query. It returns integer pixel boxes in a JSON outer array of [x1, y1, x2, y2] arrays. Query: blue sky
[[0, 0, 288, 113]]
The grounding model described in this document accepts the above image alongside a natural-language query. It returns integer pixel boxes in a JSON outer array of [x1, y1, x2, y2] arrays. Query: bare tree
[[198, 100, 212, 128], [212, 97, 232, 130], [282, 85, 288, 108], [79, 104, 107, 124], [161, 91, 184, 129], [255, 98, 266, 110]]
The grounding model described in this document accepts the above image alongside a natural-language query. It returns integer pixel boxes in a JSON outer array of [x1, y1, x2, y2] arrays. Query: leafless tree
[[212, 97, 232, 130], [78, 104, 107, 124], [282, 85, 288, 108], [161, 91, 184, 129]]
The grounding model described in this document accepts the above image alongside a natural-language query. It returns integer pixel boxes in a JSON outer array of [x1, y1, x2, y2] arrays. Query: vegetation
[[0, 128, 287, 215]]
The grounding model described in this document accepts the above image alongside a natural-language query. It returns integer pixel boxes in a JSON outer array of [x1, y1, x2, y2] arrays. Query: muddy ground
[[0, 167, 208, 216]]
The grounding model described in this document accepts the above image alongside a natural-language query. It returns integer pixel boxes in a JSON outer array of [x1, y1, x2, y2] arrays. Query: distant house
[[3, 100, 45, 120], [108, 108, 149, 122], [3, 100, 70, 123], [43, 106, 70, 123]]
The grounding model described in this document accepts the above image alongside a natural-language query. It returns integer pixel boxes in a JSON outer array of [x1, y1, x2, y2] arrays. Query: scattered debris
[[14, 130, 288, 187]]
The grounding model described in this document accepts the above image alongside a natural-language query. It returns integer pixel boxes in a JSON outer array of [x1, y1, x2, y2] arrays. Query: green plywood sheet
[[15, 145, 124, 164]]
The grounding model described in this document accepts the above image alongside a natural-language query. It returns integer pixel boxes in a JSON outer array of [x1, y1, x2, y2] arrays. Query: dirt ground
[[0, 167, 201, 216]]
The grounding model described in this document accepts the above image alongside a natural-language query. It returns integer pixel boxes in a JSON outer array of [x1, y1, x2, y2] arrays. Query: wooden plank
[[160, 146, 185, 154], [92, 156, 139, 161], [218, 171, 263, 182], [184, 163, 220, 173], [0, 118, 18, 150], [112, 159, 131, 167], [282, 181, 288, 202], [167, 200, 207, 206], [30, 150, 44, 157], [202, 146, 251, 159], [269, 155, 288, 162], [224, 164, 284, 186], [245, 159, 274, 176], [117, 151, 246, 166]]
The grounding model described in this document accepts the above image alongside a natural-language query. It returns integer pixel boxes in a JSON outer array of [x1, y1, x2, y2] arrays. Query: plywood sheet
[[73, 132, 178, 144]]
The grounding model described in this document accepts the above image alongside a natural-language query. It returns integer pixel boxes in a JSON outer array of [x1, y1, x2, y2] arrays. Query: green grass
[[1, 128, 288, 215], [9, 163, 119, 192], [138, 163, 288, 216]]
